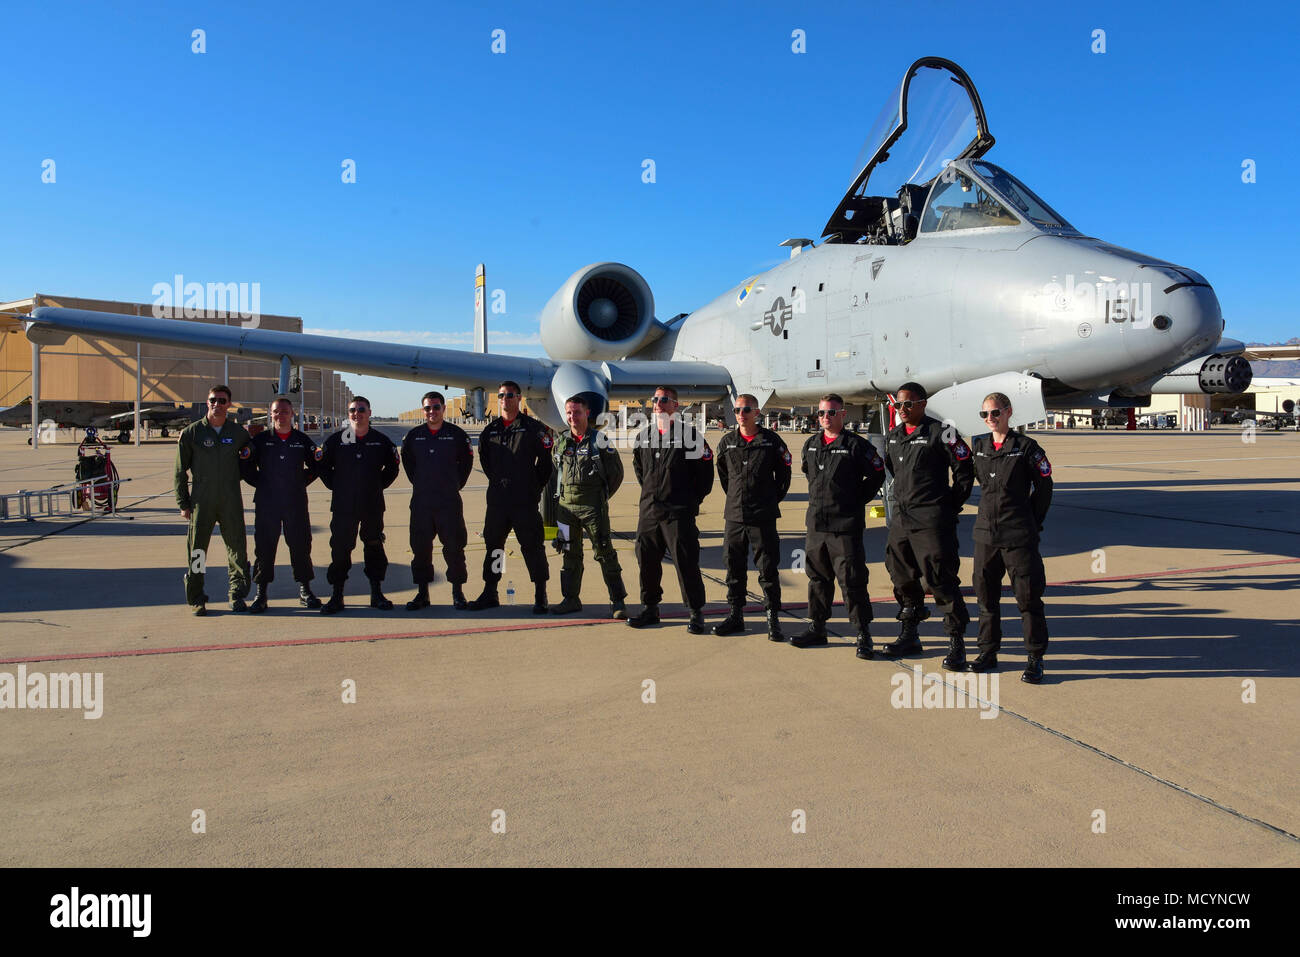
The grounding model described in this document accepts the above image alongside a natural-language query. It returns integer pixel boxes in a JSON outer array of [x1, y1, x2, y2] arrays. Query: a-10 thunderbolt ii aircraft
[[0, 396, 200, 443], [23, 57, 1258, 439]]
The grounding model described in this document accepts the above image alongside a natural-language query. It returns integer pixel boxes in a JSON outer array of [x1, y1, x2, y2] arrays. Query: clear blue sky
[[3, 0, 1296, 413]]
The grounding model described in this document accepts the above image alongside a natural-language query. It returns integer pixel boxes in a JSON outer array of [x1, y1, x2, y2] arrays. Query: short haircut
[[736, 393, 759, 407], [564, 395, 590, 410], [270, 395, 294, 410], [653, 385, 679, 400], [209, 384, 232, 400], [896, 381, 928, 399], [499, 380, 522, 393], [983, 391, 1011, 408], [819, 393, 845, 406], [422, 391, 445, 406], [350, 396, 370, 410]]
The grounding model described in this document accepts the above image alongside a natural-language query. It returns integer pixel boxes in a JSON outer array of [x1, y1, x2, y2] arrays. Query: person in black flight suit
[[468, 381, 554, 614], [970, 391, 1054, 684], [792, 393, 887, 657], [317, 396, 400, 614], [241, 396, 322, 612], [627, 386, 715, 634], [712, 394, 791, 641], [882, 381, 975, 669], [401, 390, 474, 611]]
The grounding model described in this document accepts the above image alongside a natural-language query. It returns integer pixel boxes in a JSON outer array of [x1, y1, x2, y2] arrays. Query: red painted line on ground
[[2, 557, 1296, 665]]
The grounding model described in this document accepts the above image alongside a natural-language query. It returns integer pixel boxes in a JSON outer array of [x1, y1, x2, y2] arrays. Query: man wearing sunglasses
[[401, 390, 475, 611], [469, 381, 554, 613], [969, 392, 1053, 683], [550, 394, 627, 618], [712, 394, 791, 640], [627, 386, 715, 633], [175, 384, 252, 615], [240, 396, 323, 612], [317, 397, 401, 614], [793, 394, 887, 656], [882, 382, 975, 669]]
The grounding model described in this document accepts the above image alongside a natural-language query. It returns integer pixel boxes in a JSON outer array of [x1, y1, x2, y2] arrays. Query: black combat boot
[[882, 607, 926, 657], [969, 649, 999, 672], [249, 584, 269, 614], [451, 584, 468, 610], [610, 597, 627, 620], [298, 584, 321, 609], [627, 604, 660, 628], [467, 588, 499, 611], [1021, 655, 1044, 684], [712, 604, 746, 636], [369, 579, 393, 611], [687, 609, 707, 634], [532, 583, 549, 615], [942, 632, 968, 671], [790, 623, 828, 648], [320, 585, 345, 615], [406, 584, 430, 611], [856, 625, 874, 660], [766, 609, 785, 642]]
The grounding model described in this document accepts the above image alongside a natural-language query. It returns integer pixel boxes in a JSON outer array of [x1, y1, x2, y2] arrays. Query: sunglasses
[[497, 392, 518, 399], [733, 406, 757, 414], [816, 409, 842, 418], [207, 397, 229, 405], [978, 409, 1007, 420], [423, 404, 443, 411], [898, 399, 925, 410], [650, 396, 675, 405], [348, 408, 368, 414]]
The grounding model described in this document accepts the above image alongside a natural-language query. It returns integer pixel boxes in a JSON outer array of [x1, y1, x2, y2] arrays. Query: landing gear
[[117, 430, 131, 444], [160, 427, 170, 438]]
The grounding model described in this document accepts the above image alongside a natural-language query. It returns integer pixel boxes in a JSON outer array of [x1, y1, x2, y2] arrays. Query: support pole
[[134, 341, 142, 447], [30, 340, 40, 453], [278, 355, 291, 397]]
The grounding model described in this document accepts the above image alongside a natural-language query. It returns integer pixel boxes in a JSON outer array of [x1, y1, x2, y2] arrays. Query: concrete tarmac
[[0, 424, 1296, 866]]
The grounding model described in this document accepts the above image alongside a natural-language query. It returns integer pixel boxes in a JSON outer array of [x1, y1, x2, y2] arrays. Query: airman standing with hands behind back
[[550, 395, 628, 619], [175, 384, 252, 616], [401, 391, 474, 611], [969, 392, 1054, 683], [713, 394, 791, 641]]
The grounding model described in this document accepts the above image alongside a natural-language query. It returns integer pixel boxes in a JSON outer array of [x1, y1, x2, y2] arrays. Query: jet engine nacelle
[[1148, 353, 1253, 394], [539, 263, 656, 361]]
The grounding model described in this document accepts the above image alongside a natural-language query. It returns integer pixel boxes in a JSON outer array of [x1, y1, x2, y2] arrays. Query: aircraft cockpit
[[821, 57, 1078, 246]]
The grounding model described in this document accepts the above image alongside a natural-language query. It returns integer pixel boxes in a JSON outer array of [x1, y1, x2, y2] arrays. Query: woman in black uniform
[[969, 392, 1053, 683]]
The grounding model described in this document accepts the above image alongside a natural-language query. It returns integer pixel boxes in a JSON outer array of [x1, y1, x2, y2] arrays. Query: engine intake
[[540, 263, 656, 361]]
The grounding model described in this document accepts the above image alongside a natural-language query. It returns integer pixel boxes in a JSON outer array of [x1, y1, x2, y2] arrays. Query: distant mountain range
[[1250, 339, 1300, 378]]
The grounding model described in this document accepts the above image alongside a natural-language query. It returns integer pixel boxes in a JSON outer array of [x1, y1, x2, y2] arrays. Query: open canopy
[[822, 57, 994, 242]]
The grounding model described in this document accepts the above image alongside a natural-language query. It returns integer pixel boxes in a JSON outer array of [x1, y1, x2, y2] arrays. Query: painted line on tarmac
[[4, 556, 1295, 667]]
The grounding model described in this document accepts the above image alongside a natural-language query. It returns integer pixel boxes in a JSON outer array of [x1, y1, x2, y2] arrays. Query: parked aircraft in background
[[0, 397, 200, 443]]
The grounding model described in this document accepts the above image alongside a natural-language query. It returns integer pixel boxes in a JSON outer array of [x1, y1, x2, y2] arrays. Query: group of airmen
[[174, 379, 1054, 682]]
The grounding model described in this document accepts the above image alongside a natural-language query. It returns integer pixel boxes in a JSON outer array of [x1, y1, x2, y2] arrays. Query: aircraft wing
[[25, 306, 732, 426]]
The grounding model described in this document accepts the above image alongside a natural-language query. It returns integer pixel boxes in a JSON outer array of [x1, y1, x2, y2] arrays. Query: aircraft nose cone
[[1125, 270, 1222, 370]]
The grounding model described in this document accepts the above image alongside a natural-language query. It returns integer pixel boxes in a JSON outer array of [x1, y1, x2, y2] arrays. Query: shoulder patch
[[782, 449, 792, 466], [238, 445, 251, 460], [1034, 451, 1052, 476], [948, 437, 972, 461], [393, 447, 402, 462], [313, 446, 323, 461], [871, 451, 885, 471], [541, 433, 553, 449], [702, 443, 713, 461]]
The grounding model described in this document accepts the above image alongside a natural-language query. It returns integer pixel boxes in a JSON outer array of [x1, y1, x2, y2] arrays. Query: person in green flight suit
[[550, 395, 628, 619], [175, 384, 252, 615]]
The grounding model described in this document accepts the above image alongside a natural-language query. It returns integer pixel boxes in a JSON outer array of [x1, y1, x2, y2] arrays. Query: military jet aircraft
[[0, 396, 200, 443], [22, 56, 1255, 439]]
